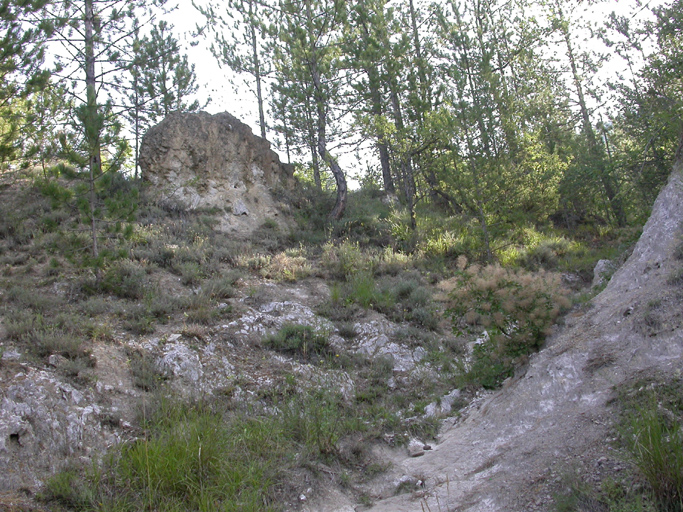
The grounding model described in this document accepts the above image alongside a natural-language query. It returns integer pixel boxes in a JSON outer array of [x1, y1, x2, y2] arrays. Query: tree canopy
[[2, 0, 682, 259]]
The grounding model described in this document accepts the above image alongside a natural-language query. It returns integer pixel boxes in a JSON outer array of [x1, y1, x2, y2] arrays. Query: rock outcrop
[[140, 111, 297, 236]]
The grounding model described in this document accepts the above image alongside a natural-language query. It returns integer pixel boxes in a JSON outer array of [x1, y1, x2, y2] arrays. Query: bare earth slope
[[362, 160, 683, 511]]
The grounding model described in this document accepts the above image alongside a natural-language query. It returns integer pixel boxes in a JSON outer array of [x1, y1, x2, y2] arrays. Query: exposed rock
[[407, 439, 426, 457], [424, 389, 462, 418], [140, 111, 297, 237], [0, 368, 122, 493], [592, 259, 615, 288]]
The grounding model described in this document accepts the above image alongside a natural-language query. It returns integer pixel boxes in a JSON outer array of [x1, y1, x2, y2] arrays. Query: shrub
[[321, 240, 369, 280], [264, 324, 333, 361], [262, 251, 312, 282], [27, 328, 88, 360], [174, 261, 202, 286], [520, 236, 575, 270], [449, 260, 570, 388], [127, 349, 166, 391], [100, 260, 149, 299], [201, 274, 239, 299]]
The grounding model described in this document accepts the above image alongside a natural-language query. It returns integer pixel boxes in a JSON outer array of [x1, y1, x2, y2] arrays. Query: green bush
[[449, 260, 570, 388], [264, 324, 333, 361], [100, 260, 149, 299]]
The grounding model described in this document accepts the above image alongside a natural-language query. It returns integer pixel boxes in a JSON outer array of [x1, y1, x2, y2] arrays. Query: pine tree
[[120, 20, 204, 177], [0, 0, 53, 163], [45, 0, 167, 265], [273, 0, 348, 220]]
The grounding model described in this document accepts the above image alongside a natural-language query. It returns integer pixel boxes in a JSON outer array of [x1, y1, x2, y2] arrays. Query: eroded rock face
[[140, 111, 297, 236]]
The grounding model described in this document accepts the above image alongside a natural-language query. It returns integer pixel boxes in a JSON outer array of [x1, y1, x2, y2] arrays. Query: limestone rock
[[140, 111, 297, 237], [407, 439, 426, 457], [592, 259, 615, 288], [0, 368, 121, 493]]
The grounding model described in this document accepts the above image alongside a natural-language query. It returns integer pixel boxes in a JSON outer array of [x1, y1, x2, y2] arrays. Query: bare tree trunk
[[306, 1, 346, 219]]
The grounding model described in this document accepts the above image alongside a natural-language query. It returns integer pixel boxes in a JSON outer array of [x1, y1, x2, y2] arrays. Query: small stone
[[2, 349, 21, 361], [48, 354, 67, 367], [408, 439, 425, 457]]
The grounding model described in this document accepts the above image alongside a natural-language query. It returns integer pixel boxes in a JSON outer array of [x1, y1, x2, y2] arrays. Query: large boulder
[[139, 111, 297, 236]]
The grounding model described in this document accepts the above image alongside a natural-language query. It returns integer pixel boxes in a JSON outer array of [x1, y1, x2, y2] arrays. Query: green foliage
[[100, 260, 149, 299], [280, 390, 355, 457], [43, 468, 95, 510], [50, 390, 375, 512], [449, 260, 571, 388], [264, 324, 333, 361], [108, 404, 285, 511]]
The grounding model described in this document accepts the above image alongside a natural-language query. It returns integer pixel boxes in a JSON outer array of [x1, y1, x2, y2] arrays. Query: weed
[[322, 240, 370, 280], [43, 467, 95, 509], [127, 349, 167, 392], [668, 268, 683, 287], [123, 308, 155, 335], [174, 261, 202, 286], [27, 328, 88, 360], [201, 272, 240, 299], [336, 322, 358, 340], [100, 260, 149, 299], [262, 251, 312, 282]]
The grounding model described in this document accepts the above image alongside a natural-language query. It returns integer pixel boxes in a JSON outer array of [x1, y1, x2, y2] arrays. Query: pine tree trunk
[[85, 0, 100, 263], [249, 0, 267, 139]]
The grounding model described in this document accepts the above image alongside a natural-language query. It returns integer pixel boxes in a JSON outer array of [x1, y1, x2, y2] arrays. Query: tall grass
[[625, 400, 683, 511]]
